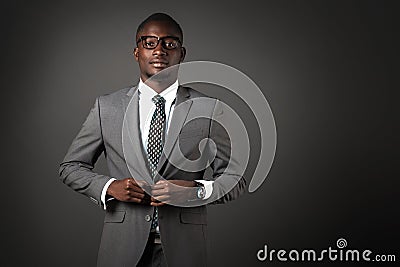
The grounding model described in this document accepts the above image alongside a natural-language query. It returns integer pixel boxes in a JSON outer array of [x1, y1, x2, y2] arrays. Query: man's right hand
[[106, 178, 150, 204]]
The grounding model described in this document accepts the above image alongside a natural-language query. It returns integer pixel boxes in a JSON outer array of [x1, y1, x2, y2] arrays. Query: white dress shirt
[[101, 80, 213, 208]]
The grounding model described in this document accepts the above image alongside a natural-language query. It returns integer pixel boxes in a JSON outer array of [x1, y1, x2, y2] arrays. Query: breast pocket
[[180, 211, 207, 225], [104, 210, 126, 223]]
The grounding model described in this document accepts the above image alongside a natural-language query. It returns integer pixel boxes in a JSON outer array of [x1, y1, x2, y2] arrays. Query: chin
[[147, 69, 174, 81]]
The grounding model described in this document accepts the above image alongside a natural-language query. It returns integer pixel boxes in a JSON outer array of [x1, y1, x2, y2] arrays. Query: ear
[[180, 47, 186, 62], [133, 47, 139, 62]]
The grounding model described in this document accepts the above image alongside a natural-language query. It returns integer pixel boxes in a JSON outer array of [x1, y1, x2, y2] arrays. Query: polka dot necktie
[[146, 95, 166, 231]]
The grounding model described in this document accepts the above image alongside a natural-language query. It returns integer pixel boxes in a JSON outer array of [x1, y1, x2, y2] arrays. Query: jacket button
[[145, 215, 152, 222]]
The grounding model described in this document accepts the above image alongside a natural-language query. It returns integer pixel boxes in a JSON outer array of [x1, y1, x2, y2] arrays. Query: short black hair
[[136, 13, 183, 43]]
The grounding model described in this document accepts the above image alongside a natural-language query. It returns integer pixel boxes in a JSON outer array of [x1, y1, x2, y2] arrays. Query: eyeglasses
[[136, 36, 182, 50]]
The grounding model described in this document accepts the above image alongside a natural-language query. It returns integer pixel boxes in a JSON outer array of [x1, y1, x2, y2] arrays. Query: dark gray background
[[1, 0, 398, 266]]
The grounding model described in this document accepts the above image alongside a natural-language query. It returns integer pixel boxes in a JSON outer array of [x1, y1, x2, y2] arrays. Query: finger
[[150, 201, 166, 207], [150, 194, 170, 202], [152, 195, 169, 202], [124, 187, 145, 194], [128, 179, 141, 187], [126, 197, 142, 203], [125, 179, 134, 190], [151, 183, 168, 190], [126, 182, 145, 193], [135, 180, 150, 187], [129, 179, 150, 188], [128, 191, 145, 199], [150, 195, 166, 203], [129, 184, 146, 193], [151, 188, 168, 197]]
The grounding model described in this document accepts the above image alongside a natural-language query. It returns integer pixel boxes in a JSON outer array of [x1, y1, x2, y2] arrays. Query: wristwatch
[[196, 183, 206, 199]]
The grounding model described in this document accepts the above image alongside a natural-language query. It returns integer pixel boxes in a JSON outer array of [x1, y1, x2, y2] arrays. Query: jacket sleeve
[[59, 97, 111, 208], [208, 99, 247, 204]]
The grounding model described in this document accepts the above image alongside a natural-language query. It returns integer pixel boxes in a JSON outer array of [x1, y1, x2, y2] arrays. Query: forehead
[[139, 21, 181, 38]]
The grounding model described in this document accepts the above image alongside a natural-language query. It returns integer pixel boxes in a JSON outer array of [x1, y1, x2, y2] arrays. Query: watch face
[[197, 187, 205, 199]]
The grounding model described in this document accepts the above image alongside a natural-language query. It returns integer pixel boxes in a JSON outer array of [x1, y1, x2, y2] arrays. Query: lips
[[150, 59, 168, 68]]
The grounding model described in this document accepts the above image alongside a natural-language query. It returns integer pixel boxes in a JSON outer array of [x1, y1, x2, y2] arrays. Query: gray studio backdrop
[[2, 1, 398, 266]]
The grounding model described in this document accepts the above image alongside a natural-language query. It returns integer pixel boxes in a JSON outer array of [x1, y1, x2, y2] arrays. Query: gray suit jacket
[[59, 85, 246, 267]]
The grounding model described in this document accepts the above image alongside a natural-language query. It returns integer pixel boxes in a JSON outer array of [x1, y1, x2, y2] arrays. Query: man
[[59, 13, 245, 267]]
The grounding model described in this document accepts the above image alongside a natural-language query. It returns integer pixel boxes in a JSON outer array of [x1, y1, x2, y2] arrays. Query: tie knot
[[152, 95, 165, 106]]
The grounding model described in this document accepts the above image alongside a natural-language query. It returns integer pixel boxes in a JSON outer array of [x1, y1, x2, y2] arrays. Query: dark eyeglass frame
[[136, 35, 182, 50]]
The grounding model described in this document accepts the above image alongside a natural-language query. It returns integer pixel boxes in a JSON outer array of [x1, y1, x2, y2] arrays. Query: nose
[[152, 41, 167, 56]]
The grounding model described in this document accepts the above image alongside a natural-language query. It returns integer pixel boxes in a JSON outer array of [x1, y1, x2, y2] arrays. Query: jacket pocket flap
[[104, 210, 126, 223], [180, 211, 207, 225]]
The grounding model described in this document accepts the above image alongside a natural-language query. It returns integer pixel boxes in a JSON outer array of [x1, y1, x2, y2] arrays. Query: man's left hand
[[150, 180, 197, 206]]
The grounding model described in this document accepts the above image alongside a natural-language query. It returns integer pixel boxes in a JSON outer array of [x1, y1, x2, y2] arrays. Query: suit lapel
[[122, 86, 152, 181], [157, 86, 192, 173]]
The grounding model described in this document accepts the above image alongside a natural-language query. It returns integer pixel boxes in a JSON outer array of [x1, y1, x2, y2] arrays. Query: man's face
[[134, 21, 186, 82]]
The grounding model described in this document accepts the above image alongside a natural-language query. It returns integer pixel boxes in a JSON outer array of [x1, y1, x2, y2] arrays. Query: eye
[[145, 41, 156, 47], [163, 39, 178, 49], [164, 42, 174, 48]]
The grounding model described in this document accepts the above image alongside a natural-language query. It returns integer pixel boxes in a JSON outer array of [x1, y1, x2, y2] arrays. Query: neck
[[142, 76, 176, 94]]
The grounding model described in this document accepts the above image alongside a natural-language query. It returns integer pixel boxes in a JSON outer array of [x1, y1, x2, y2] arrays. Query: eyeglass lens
[[141, 36, 179, 50]]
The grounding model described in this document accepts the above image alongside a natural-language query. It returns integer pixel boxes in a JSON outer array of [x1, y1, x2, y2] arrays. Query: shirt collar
[[138, 79, 179, 103]]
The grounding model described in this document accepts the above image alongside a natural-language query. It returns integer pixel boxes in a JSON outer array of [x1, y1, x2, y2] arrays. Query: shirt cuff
[[101, 178, 116, 210], [195, 180, 214, 200]]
